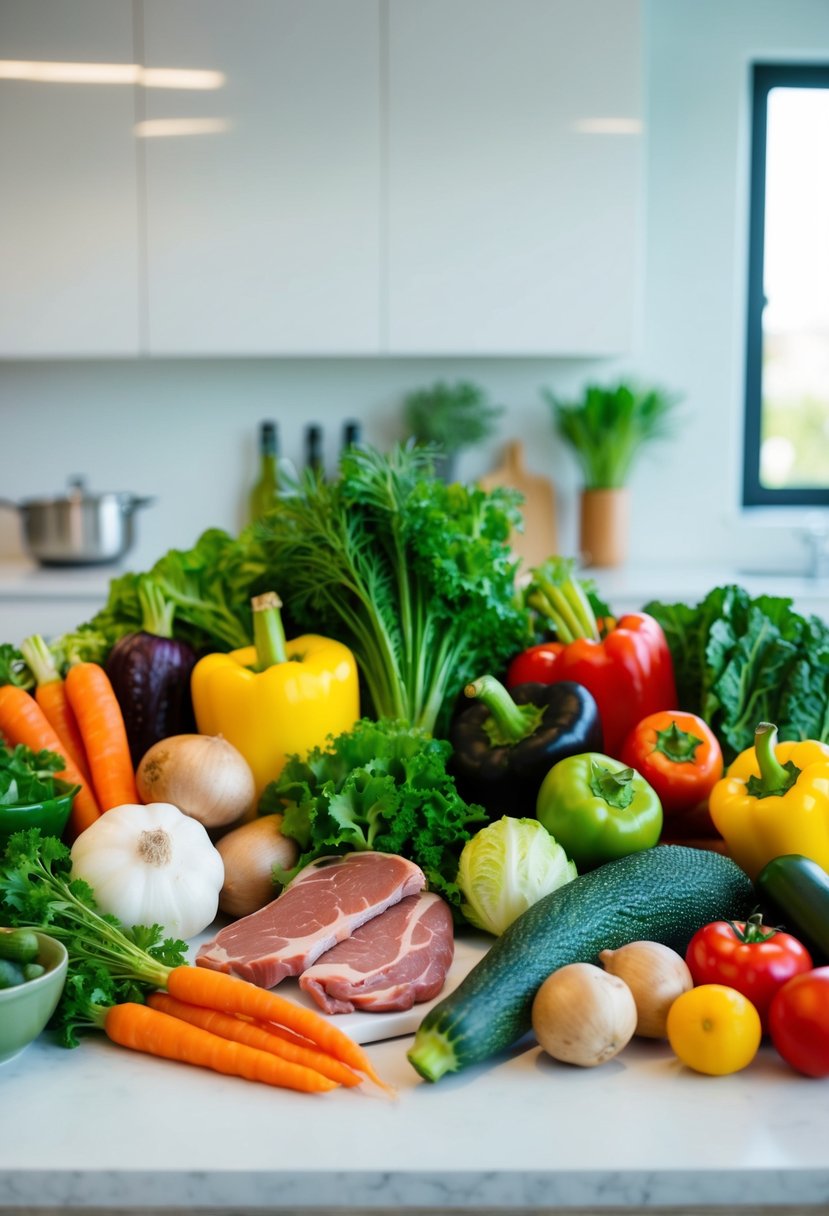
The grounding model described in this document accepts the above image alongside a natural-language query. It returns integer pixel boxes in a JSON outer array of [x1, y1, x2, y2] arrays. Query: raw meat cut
[[195, 851, 425, 988], [299, 891, 454, 1014]]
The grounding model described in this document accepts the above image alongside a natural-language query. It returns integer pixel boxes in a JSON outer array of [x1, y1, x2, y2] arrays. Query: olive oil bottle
[[249, 420, 279, 523]]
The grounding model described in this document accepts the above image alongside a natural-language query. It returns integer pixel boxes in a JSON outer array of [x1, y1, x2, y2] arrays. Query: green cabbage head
[[457, 815, 577, 936]]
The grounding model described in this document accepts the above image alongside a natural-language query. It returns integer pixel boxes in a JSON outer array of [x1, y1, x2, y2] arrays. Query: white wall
[[1, 0, 828, 578]]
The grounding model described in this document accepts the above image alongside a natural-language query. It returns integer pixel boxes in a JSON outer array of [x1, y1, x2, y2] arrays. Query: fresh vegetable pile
[[0, 440, 828, 1101]]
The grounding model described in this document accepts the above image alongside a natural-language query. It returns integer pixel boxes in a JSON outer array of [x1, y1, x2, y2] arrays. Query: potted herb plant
[[404, 380, 503, 480], [543, 380, 681, 567]]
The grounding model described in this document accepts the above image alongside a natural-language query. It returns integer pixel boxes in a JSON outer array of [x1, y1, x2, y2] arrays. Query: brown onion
[[136, 734, 256, 830], [531, 962, 637, 1067], [215, 814, 299, 918], [599, 940, 694, 1038]]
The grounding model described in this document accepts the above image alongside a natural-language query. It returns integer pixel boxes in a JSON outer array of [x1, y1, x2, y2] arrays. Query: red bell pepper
[[508, 561, 678, 758]]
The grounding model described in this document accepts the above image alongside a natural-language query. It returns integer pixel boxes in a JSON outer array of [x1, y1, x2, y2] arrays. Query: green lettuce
[[645, 584, 829, 763], [260, 717, 488, 914]]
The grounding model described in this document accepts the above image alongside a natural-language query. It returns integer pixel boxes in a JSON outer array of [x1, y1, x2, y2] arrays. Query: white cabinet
[[141, 0, 382, 355], [0, 0, 643, 359], [0, 0, 141, 357], [386, 0, 643, 355]]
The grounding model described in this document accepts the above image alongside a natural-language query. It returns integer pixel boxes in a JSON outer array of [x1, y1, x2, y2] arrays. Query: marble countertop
[[2, 1001, 829, 1212]]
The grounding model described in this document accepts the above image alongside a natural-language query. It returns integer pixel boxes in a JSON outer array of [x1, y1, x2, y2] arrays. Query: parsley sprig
[[0, 830, 187, 1046], [0, 744, 66, 808]]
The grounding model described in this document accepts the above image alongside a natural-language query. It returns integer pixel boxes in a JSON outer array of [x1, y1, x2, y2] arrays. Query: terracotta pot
[[579, 487, 630, 568]]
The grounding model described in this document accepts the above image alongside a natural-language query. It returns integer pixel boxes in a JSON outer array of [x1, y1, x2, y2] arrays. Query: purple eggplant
[[106, 579, 197, 768]]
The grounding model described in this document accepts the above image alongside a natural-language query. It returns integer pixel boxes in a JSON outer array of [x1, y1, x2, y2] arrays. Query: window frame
[[743, 61, 829, 508]]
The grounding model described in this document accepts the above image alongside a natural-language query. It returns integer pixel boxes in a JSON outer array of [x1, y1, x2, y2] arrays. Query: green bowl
[[0, 930, 68, 1064], [0, 780, 79, 851]]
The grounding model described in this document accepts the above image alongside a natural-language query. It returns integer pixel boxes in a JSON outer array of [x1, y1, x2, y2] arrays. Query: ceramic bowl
[[0, 780, 79, 851], [0, 931, 68, 1064]]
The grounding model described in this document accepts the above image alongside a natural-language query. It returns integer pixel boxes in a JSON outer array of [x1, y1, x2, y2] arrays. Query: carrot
[[0, 683, 101, 838], [19, 635, 92, 785], [147, 992, 362, 1088], [169, 965, 392, 1092], [103, 1002, 338, 1093], [64, 662, 139, 811], [234, 1012, 318, 1050]]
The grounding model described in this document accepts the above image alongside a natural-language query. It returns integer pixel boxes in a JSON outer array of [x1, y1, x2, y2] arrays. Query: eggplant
[[449, 674, 603, 819], [105, 580, 197, 768]]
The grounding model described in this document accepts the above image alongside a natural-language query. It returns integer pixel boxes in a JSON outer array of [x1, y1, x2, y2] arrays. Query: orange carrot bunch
[[2, 640, 139, 840]]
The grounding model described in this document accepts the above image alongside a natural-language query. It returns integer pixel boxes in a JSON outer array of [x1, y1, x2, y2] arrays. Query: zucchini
[[755, 854, 829, 965], [408, 844, 754, 1082]]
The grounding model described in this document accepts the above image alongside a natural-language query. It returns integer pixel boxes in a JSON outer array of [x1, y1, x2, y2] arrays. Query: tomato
[[619, 711, 721, 822], [769, 967, 829, 1078], [685, 915, 813, 1032], [666, 983, 762, 1075], [619, 710, 723, 823]]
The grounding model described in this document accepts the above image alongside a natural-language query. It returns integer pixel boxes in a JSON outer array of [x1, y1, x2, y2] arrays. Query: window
[[743, 64, 829, 507]]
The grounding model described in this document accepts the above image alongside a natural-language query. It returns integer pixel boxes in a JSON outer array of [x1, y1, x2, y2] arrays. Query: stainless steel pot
[[0, 477, 154, 567]]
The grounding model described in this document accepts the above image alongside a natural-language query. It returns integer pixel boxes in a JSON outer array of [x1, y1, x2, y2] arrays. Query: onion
[[599, 940, 694, 1039], [215, 814, 299, 918], [531, 962, 637, 1067], [136, 734, 256, 830]]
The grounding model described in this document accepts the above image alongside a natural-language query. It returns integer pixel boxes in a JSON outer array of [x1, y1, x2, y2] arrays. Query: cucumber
[[755, 854, 829, 965], [0, 928, 40, 965], [408, 844, 754, 1082]]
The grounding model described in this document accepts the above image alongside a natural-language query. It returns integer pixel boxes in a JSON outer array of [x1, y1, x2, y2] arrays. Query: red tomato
[[619, 710, 723, 820], [506, 642, 563, 687], [769, 967, 829, 1077], [685, 916, 813, 1032]]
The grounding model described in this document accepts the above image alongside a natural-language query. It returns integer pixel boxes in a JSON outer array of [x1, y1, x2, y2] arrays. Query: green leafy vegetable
[[5, 526, 271, 688], [545, 380, 682, 490], [0, 744, 65, 808], [257, 442, 527, 736], [0, 643, 34, 689], [645, 584, 829, 763], [260, 717, 488, 913], [0, 830, 187, 1046], [457, 815, 577, 936]]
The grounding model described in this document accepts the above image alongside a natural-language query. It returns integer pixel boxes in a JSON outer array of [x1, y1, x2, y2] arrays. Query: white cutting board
[[187, 926, 491, 1045]]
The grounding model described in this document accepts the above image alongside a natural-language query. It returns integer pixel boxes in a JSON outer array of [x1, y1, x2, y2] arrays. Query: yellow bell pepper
[[709, 721, 829, 879], [191, 592, 359, 798]]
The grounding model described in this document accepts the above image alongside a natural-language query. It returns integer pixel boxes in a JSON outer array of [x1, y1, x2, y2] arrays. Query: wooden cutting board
[[478, 440, 558, 571]]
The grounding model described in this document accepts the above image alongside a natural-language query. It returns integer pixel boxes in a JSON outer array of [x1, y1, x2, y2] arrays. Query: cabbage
[[457, 816, 577, 936]]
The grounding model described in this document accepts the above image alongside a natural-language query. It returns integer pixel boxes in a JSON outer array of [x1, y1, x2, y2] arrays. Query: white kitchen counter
[[1, 974, 828, 1213]]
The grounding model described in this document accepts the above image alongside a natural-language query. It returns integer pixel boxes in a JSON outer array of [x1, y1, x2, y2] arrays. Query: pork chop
[[299, 891, 454, 1015], [195, 851, 425, 988]]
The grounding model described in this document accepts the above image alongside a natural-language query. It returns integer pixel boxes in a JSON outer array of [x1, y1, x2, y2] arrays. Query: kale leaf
[[645, 585, 829, 763]]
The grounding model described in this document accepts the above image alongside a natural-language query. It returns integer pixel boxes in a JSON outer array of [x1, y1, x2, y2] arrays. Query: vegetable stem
[[589, 762, 636, 810], [529, 559, 600, 643], [749, 722, 800, 798], [252, 592, 288, 669], [465, 675, 544, 746], [138, 577, 176, 639]]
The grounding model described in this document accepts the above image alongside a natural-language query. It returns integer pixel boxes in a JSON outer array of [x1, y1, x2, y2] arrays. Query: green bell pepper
[[535, 752, 663, 869]]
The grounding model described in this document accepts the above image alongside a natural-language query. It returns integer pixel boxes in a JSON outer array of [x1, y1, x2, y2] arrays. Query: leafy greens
[[0, 830, 187, 1046], [260, 717, 488, 914], [645, 584, 829, 763], [257, 442, 528, 736], [0, 744, 66, 807]]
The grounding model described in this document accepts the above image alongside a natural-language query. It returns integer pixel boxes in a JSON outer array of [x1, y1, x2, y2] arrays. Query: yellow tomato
[[666, 984, 762, 1076]]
